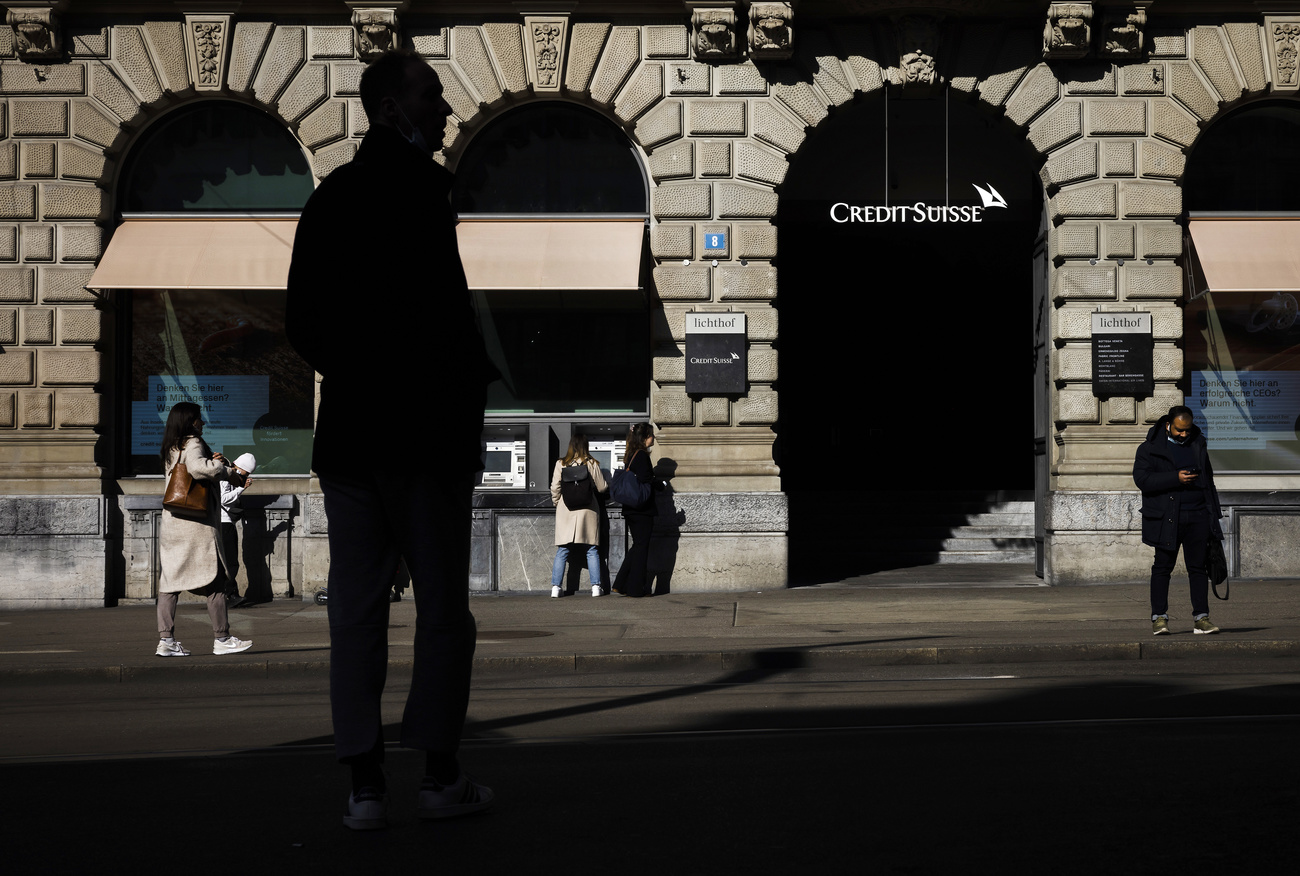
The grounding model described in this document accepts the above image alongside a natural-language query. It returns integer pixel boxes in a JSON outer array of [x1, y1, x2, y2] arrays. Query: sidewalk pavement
[[2, 566, 1298, 683]]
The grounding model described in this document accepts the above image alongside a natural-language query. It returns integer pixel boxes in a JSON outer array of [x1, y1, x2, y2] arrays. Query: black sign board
[[1091, 312, 1153, 397], [685, 312, 746, 394]]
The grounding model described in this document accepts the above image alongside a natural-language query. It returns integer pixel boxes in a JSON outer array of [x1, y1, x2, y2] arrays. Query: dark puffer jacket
[[1132, 415, 1223, 548]]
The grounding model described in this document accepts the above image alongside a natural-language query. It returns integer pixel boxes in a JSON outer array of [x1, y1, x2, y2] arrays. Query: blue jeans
[[552, 543, 602, 588]]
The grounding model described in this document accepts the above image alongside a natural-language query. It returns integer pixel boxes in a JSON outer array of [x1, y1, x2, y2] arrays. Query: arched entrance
[[776, 91, 1044, 581]]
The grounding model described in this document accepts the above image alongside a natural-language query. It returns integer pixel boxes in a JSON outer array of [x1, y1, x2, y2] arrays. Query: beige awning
[[456, 219, 645, 291], [1188, 219, 1300, 293], [88, 218, 298, 290]]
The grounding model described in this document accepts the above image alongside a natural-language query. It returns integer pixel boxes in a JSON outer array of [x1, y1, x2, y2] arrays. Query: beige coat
[[158, 437, 234, 593], [551, 458, 607, 546]]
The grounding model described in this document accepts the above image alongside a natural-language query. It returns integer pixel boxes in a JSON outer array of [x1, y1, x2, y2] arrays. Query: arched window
[[103, 102, 316, 476], [451, 103, 650, 420], [1184, 101, 1300, 473], [118, 101, 314, 212]]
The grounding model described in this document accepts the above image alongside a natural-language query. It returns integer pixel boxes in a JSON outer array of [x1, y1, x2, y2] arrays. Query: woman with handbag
[[611, 423, 659, 598], [155, 401, 254, 657], [550, 435, 608, 598]]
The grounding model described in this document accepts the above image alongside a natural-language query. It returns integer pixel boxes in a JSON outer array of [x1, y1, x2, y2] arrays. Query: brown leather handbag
[[163, 460, 210, 518]]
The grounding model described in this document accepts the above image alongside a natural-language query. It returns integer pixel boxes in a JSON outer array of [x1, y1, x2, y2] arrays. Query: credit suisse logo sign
[[830, 183, 1008, 224]]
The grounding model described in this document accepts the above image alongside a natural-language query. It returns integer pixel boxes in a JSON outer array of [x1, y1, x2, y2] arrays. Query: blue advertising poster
[[1192, 370, 1300, 450], [132, 374, 270, 458]]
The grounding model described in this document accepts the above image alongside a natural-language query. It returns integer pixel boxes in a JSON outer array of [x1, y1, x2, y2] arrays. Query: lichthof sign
[[1091, 311, 1153, 397], [685, 312, 746, 395]]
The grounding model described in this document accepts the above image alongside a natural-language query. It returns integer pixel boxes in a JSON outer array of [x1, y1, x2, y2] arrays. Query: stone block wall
[[2, 7, 1297, 602]]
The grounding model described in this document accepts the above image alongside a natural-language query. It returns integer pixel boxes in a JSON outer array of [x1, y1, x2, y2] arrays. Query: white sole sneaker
[[343, 790, 388, 830], [416, 774, 494, 820], [213, 636, 253, 655], [155, 640, 190, 657], [592, 586, 604, 597], [550, 586, 562, 598]]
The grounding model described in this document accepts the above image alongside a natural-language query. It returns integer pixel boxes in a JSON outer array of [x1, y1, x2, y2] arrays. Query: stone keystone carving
[[1266, 16, 1300, 91], [747, 1, 793, 61], [352, 7, 401, 60], [185, 14, 231, 91], [690, 6, 738, 61], [1044, 2, 1093, 59], [6, 3, 67, 62], [1099, 4, 1148, 59], [887, 14, 942, 96], [524, 15, 568, 91]]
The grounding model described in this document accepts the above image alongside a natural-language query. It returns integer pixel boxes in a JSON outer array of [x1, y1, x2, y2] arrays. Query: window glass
[[475, 290, 648, 413], [127, 290, 315, 475], [1184, 102, 1300, 472], [452, 102, 646, 213], [1185, 290, 1300, 472], [119, 102, 314, 212]]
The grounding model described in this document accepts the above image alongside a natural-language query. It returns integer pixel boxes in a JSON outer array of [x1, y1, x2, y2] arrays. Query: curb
[[4, 638, 1297, 684]]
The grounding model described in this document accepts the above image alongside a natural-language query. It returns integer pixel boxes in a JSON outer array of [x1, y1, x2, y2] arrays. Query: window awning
[[1187, 219, 1300, 294], [456, 219, 645, 291], [88, 218, 298, 290]]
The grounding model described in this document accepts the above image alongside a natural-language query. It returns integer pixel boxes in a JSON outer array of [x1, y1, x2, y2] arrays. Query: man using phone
[[1133, 405, 1224, 635]]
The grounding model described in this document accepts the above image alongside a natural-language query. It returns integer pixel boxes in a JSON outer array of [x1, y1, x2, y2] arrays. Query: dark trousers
[[615, 513, 654, 597], [1150, 507, 1211, 618], [219, 522, 240, 596], [319, 470, 477, 761]]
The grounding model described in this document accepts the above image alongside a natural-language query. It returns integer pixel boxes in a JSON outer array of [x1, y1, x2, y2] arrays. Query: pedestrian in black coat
[[285, 52, 496, 831], [1132, 405, 1223, 636]]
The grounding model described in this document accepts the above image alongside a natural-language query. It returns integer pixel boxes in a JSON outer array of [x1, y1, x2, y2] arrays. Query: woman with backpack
[[611, 423, 659, 598], [550, 434, 608, 598]]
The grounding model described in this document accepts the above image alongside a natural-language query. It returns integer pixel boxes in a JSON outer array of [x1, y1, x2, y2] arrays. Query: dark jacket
[[622, 449, 658, 518], [1133, 415, 1223, 548], [285, 126, 496, 474]]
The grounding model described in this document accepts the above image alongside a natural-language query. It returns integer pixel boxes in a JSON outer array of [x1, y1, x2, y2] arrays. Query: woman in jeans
[[549, 434, 608, 597]]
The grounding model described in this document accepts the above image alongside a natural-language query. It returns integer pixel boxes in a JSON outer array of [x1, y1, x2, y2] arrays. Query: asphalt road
[[4, 658, 1299, 874]]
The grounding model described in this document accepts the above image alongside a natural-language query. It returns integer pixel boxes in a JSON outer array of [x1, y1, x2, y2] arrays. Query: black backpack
[[559, 463, 594, 509]]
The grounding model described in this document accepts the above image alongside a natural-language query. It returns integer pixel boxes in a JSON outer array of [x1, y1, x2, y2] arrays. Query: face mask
[[394, 103, 434, 156]]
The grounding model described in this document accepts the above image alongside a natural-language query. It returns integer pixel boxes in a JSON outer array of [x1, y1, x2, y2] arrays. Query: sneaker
[[592, 585, 604, 597], [343, 787, 388, 830], [550, 585, 562, 598], [1152, 617, 1170, 636], [155, 639, 190, 657], [1193, 616, 1220, 635], [417, 772, 494, 820], [213, 635, 253, 655]]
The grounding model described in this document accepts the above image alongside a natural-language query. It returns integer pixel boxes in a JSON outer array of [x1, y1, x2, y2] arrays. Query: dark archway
[[776, 90, 1043, 580]]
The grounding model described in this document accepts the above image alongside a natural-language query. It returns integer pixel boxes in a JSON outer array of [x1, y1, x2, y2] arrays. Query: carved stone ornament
[[1266, 16, 1300, 92], [747, 1, 793, 61], [1099, 5, 1147, 59], [691, 7, 738, 62], [184, 14, 231, 91], [524, 15, 569, 92], [6, 5, 65, 62], [1044, 2, 1093, 59], [352, 7, 401, 60], [888, 14, 942, 96]]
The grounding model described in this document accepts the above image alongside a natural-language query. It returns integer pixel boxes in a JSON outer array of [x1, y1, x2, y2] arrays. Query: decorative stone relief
[[747, 2, 793, 61], [185, 14, 230, 92], [351, 7, 401, 61], [6, 5, 64, 62], [524, 15, 567, 92], [1044, 2, 1092, 60], [1265, 16, 1300, 92], [689, 6, 738, 62], [1099, 5, 1147, 59], [887, 15, 942, 95]]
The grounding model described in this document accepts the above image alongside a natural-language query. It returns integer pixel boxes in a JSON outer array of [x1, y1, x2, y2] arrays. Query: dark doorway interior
[[775, 92, 1042, 581]]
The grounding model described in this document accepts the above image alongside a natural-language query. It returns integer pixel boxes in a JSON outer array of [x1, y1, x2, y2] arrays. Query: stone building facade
[[2, 0, 1299, 607]]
